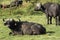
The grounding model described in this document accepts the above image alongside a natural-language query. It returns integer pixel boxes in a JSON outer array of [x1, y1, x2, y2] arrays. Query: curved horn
[[3, 18, 5, 22], [3, 18, 6, 22]]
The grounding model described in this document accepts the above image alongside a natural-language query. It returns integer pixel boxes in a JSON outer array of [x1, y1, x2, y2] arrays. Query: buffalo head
[[34, 3, 45, 11], [3, 18, 20, 27]]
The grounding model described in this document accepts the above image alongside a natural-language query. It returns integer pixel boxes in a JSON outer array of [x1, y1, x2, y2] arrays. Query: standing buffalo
[[34, 2, 60, 25], [3, 18, 46, 35]]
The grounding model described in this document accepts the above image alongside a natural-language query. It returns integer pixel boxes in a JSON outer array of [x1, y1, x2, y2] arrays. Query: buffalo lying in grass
[[3, 18, 46, 35], [0, 0, 23, 8], [34, 2, 60, 25], [10, 0, 23, 7]]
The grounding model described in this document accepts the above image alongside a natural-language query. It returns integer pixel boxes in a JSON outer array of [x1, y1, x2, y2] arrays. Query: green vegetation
[[0, 0, 60, 40]]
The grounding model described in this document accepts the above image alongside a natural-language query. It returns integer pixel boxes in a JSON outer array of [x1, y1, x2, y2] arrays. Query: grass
[[0, 15, 60, 40]]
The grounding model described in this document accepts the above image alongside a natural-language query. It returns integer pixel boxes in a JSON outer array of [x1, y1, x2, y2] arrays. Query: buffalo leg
[[50, 16, 52, 24], [55, 17, 59, 25], [57, 16, 59, 25], [55, 17, 57, 25], [9, 32, 12, 35], [9, 32, 15, 36], [9, 31, 18, 35], [59, 16, 60, 25], [47, 16, 50, 24]]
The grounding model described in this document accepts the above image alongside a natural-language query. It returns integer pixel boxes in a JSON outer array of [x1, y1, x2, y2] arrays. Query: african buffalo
[[34, 2, 60, 25], [3, 18, 46, 35], [0, 0, 23, 8], [10, 0, 23, 7]]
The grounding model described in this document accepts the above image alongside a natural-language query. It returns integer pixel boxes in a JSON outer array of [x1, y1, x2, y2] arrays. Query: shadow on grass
[[47, 31, 55, 33], [46, 31, 55, 36], [8, 31, 55, 36]]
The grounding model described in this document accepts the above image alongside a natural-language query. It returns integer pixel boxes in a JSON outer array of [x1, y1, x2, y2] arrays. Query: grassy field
[[0, 0, 60, 40], [0, 15, 60, 40]]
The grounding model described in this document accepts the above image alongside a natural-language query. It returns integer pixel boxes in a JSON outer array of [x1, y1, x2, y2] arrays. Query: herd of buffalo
[[1, 0, 60, 35]]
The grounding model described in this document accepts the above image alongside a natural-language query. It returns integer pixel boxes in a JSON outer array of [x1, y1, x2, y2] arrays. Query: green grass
[[0, 15, 60, 40]]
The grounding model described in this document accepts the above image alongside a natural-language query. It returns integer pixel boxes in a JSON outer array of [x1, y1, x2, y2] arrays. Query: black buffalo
[[34, 2, 60, 25], [3, 18, 46, 35], [0, 0, 23, 8], [10, 0, 23, 7]]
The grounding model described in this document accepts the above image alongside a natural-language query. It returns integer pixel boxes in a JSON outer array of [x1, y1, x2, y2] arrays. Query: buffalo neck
[[40, 5, 46, 13]]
